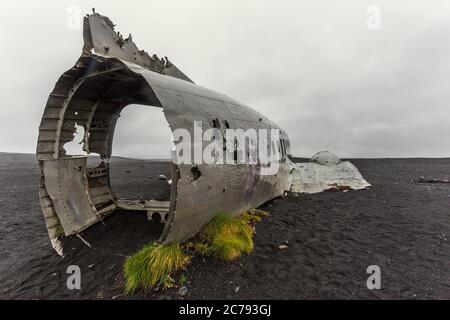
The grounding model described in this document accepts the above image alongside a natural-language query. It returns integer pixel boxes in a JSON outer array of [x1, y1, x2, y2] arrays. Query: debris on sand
[[413, 177, 450, 184], [178, 286, 189, 297], [291, 151, 371, 194], [76, 234, 92, 248], [310, 150, 341, 166], [278, 244, 288, 250], [158, 175, 168, 181]]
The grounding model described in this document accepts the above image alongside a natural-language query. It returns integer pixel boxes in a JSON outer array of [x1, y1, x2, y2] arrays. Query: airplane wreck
[[37, 12, 294, 255], [37, 12, 370, 256]]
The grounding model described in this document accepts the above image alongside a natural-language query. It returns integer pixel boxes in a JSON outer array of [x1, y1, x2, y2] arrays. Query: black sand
[[0, 153, 449, 299]]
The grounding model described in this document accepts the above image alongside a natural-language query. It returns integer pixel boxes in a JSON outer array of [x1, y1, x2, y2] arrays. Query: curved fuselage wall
[[124, 62, 293, 243], [37, 57, 293, 252]]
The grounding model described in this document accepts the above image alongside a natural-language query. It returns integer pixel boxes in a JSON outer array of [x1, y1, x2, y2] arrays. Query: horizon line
[[1, 151, 449, 160]]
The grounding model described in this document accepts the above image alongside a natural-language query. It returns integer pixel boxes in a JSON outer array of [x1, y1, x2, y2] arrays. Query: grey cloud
[[1, 0, 449, 158]]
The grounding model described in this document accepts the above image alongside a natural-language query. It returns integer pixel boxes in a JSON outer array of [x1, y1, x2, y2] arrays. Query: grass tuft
[[123, 242, 191, 295], [197, 213, 255, 261], [123, 209, 268, 293], [239, 209, 269, 224], [191, 242, 210, 255], [178, 273, 187, 286]]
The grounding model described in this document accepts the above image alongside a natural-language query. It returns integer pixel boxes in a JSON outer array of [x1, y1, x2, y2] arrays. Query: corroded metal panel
[[83, 12, 193, 83], [164, 162, 293, 243], [43, 157, 98, 235]]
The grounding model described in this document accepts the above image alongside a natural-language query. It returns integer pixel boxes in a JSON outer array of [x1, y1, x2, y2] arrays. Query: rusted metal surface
[[37, 11, 294, 255]]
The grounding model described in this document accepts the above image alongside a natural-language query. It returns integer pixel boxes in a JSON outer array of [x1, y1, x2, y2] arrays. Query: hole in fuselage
[[63, 123, 88, 156], [151, 212, 162, 223], [212, 118, 220, 129], [106, 104, 174, 237], [191, 166, 202, 181], [109, 104, 173, 202]]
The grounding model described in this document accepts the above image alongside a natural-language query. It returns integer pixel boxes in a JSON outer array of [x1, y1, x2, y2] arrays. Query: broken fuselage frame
[[37, 12, 294, 255]]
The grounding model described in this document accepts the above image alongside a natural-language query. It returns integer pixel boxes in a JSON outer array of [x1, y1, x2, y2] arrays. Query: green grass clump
[[197, 213, 254, 261], [123, 209, 268, 293], [123, 242, 191, 295], [191, 241, 210, 255], [239, 209, 269, 224], [178, 273, 187, 286]]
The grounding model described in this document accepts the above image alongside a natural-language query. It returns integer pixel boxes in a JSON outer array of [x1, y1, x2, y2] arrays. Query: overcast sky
[[1, 0, 449, 158]]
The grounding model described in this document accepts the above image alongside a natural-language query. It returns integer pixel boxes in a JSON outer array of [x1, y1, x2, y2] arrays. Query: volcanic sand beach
[[0, 152, 449, 299]]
